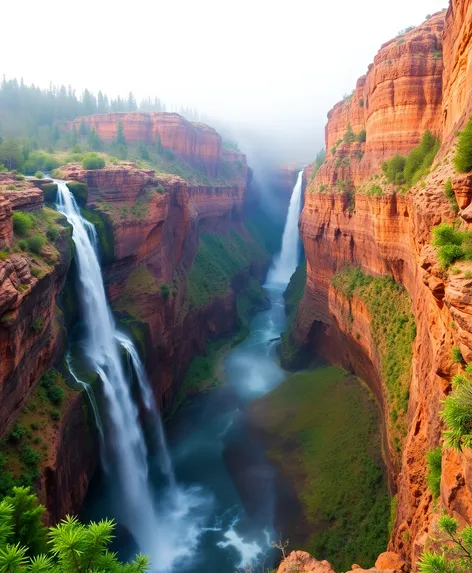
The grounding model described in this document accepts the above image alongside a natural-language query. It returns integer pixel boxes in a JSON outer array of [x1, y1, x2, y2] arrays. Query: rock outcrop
[[67, 112, 223, 177], [291, 5, 472, 569], [277, 551, 406, 573], [60, 156, 264, 408]]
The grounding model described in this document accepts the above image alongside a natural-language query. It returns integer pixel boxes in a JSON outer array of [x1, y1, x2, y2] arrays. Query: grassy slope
[[331, 267, 416, 453], [250, 367, 390, 571]]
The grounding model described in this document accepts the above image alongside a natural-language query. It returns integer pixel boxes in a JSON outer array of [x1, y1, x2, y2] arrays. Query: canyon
[[283, 1, 472, 571], [1, 1, 472, 571]]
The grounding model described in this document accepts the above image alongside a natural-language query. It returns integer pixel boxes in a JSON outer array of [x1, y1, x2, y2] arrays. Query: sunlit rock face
[[292, 6, 472, 569], [67, 112, 223, 177]]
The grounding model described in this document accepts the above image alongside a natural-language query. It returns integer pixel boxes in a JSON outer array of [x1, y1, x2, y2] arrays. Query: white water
[[267, 169, 304, 284], [55, 181, 162, 559], [117, 333, 176, 488]]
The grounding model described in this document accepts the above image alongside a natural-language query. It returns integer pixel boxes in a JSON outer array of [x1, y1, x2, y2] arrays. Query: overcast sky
[[3, 0, 447, 163]]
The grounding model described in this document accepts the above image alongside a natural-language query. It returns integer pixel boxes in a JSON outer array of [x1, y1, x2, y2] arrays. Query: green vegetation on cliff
[[331, 266, 416, 452], [280, 263, 307, 365], [185, 230, 267, 310], [250, 367, 389, 571], [454, 115, 472, 173], [382, 131, 439, 188], [441, 364, 472, 450], [0, 370, 77, 498], [431, 222, 472, 269], [0, 487, 148, 573]]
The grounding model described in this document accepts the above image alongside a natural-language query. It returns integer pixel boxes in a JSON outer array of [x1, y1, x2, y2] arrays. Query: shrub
[[382, 154, 406, 184], [139, 143, 150, 160], [46, 227, 60, 242], [451, 346, 463, 364], [30, 266, 42, 278], [30, 317, 44, 333], [23, 151, 59, 175], [47, 384, 64, 405], [21, 445, 40, 467], [9, 423, 26, 442], [419, 515, 472, 573], [404, 131, 440, 185], [356, 129, 367, 143], [343, 123, 356, 144], [382, 132, 439, 187], [444, 179, 459, 213], [12, 211, 33, 236], [454, 115, 472, 173], [160, 283, 171, 299], [433, 50, 442, 60], [156, 184, 166, 195], [81, 152, 105, 170], [426, 446, 442, 498], [0, 250, 9, 260], [34, 171, 44, 179], [26, 235, 46, 255], [50, 409, 60, 421]]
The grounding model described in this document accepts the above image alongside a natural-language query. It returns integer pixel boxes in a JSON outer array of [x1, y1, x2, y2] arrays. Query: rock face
[[291, 5, 472, 570], [276, 551, 405, 573], [60, 155, 263, 408], [0, 235, 71, 437], [317, 13, 444, 189], [67, 112, 223, 177]]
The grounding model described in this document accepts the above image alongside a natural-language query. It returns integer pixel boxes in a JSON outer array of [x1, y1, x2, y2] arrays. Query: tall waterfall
[[267, 170, 304, 284], [55, 181, 163, 557]]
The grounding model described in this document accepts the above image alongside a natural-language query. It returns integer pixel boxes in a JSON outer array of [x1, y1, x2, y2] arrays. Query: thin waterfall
[[55, 180, 160, 557], [117, 332, 176, 488], [267, 169, 304, 284]]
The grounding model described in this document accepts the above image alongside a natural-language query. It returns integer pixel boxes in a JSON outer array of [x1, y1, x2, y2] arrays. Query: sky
[[2, 0, 448, 164]]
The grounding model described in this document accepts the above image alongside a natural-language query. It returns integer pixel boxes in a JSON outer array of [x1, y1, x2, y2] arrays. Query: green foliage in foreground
[[185, 230, 267, 309], [441, 367, 472, 451], [426, 446, 442, 499], [382, 131, 440, 188], [419, 515, 472, 573], [251, 367, 389, 571], [330, 267, 416, 452], [431, 223, 472, 269], [0, 487, 149, 573], [454, 115, 472, 173]]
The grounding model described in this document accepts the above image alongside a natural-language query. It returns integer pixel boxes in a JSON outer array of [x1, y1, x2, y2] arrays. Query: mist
[[3, 0, 447, 165]]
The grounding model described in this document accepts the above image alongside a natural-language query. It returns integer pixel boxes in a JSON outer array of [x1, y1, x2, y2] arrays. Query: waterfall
[[55, 180, 161, 557], [267, 169, 304, 284], [117, 332, 176, 488]]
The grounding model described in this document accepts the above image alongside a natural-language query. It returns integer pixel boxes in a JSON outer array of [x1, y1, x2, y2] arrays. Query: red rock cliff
[[68, 112, 223, 178], [292, 5, 472, 569]]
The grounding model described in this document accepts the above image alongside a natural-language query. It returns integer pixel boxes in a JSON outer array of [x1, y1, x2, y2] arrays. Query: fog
[[3, 0, 447, 164]]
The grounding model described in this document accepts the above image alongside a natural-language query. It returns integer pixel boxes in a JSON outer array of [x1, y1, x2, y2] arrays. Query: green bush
[[426, 446, 442, 499], [357, 129, 367, 143], [34, 171, 44, 179], [419, 515, 472, 573], [20, 445, 40, 467], [50, 409, 60, 421], [382, 154, 406, 184], [431, 223, 472, 268], [444, 179, 459, 213], [81, 152, 105, 170], [156, 184, 166, 195], [160, 283, 171, 299], [30, 317, 44, 333], [343, 123, 356, 144], [23, 151, 59, 175], [382, 131, 439, 187], [46, 227, 60, 242], [12, 211, 33, 236], [26, 235, 46, 255], [451, 346, 463, 364], [47, 385, 64, 405], [9, 423, 26, 442], [454, 115, 472, 173]]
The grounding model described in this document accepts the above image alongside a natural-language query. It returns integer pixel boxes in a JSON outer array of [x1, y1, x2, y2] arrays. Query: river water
[[80, 170, 304, 572]]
